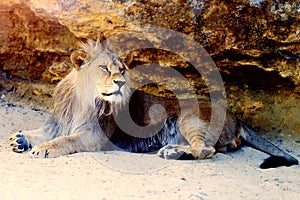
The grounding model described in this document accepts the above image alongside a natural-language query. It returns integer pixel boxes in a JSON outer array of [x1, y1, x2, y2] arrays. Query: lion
[[8, 40, 298, 169]]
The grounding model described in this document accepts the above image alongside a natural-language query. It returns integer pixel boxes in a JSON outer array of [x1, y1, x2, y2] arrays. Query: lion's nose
[[113, 80, 125, 88]]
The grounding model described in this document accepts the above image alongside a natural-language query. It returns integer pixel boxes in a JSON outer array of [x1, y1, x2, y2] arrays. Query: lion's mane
[[43, 40, 129, 141]]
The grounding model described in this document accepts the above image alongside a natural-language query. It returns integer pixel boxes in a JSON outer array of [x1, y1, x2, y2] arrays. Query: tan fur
[[7, 40, 298, 168], [8, 40, 130, 158], [6, 40, 245, 158], [9, 41, 233, 159]]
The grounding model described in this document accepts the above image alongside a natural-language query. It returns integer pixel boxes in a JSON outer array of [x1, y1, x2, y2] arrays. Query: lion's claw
[[30, 143, 60, 158], [8, 131, 32, 153], [157, 144, 215, 160], [157, 144, 191, 160]]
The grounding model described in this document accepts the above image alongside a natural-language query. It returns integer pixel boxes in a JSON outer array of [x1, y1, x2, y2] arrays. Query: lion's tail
[[238, 121, 298, 169]]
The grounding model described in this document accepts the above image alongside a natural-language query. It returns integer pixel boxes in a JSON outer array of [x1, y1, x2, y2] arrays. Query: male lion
[[8, 40, 298, 169]]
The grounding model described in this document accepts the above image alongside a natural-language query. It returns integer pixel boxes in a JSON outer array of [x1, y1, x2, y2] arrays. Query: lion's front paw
[[8, 131, 32, 153], [30, 142, 62, 158], [157, 144, 194, 160], [190, 146, 216, 159]]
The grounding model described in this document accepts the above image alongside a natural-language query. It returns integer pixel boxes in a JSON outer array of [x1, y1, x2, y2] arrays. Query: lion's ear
[[70, 50, 90, 71], [123, 53, 133, 69]]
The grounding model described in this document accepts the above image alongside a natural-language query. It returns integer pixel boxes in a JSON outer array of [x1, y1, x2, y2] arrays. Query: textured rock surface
[[0, 0, 299, 135]]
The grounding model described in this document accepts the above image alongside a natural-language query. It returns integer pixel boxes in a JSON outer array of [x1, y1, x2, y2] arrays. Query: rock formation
[[0, 0, 299, 136]]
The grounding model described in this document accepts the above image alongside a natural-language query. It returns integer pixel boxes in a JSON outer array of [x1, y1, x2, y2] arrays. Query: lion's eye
[[99, 65, 108, 72], [120, 68, 125, 74]]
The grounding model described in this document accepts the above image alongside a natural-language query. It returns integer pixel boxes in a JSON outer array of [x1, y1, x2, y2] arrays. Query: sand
[[0, 100, 299, 200]]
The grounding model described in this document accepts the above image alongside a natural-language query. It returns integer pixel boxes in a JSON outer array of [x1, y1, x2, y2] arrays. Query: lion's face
[[92, 54, 130, 103], [70, 41, 130, 105]]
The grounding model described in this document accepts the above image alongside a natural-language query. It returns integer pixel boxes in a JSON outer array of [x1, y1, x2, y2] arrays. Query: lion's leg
[[29, 133, 108, 158], [8, 128, 49, 153], [158, 113, 218, 160]]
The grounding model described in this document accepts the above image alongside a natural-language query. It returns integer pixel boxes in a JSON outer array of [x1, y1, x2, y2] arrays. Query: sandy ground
[[0, 100, 299, 200]]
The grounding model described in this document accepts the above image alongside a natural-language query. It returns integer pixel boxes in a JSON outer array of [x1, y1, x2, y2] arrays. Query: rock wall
[[0, 0, 299, 136]]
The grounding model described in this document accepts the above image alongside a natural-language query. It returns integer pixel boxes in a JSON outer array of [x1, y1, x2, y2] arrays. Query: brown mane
[[44, 40, 127, 139]]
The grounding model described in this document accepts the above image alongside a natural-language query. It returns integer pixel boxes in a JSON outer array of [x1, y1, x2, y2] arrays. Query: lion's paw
[[157, 144, 194, 160], [8, 131, 32, 153], [29, 142, 62, 158], [190, 146, 216, 159]]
